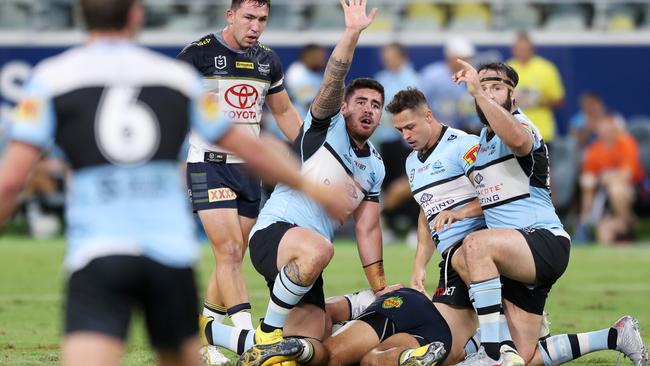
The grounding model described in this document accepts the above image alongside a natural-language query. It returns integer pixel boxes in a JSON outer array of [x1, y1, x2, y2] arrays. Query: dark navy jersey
[[177, 32, 285, 163]]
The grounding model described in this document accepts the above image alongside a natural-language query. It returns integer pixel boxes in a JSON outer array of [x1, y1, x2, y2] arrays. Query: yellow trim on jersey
[[203, 75, 271, 84]]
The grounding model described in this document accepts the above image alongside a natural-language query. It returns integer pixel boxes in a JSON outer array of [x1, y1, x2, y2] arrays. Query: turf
[[0, 236, 649, 365]]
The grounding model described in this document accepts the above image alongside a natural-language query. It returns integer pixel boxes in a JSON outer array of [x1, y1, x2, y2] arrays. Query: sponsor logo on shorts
[[474, 173, 484, 185], [434, 286, 456, 297], [208, 188, 237, 202], [236, 61, 254, 69], [382, 296, 403, 309]]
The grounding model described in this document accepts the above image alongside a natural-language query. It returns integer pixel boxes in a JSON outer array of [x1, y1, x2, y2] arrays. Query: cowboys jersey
[[177, 32, 285, 163], [10, 40, 232, 272], [471, 109, 568, 237], [251, 111, 385, 241], [406, 126, 485, 254]]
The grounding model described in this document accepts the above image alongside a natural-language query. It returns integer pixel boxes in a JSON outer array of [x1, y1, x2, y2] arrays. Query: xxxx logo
[[208, 188, 237, 202]]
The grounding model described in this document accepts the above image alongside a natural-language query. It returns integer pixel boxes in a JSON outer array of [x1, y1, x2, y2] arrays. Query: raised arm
[[310, 0, 377, 120], [453, 59, 533, 156]]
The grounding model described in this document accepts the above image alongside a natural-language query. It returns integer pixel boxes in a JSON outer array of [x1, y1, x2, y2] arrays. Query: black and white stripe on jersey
[[425, 197, 476, 222], [34, 43, 200, 170], [473, 150, 549, 191], [53, 86, 190, 170], [412, 173, 466, 195]]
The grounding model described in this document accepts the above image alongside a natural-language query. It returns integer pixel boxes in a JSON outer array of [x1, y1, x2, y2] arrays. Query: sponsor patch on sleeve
[[13, 98, 42, 123], [520, 122, 540, 141], [463, 144, 479, 164]]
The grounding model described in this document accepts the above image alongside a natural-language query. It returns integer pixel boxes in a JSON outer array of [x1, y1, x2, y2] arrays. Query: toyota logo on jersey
[[224, 84, 259, 109]]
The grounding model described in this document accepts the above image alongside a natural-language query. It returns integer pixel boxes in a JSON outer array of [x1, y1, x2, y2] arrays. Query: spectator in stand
[[508, 33, 564, 150], [285, 43, 327, 120], [577, 114, 644, 245], [373, 42, 420, 244], [569, 92, 626, 152], [420, 36, 481, 134]]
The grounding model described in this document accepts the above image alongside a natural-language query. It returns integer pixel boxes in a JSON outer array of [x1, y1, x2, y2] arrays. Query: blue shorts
[[186, 162, 261, 218], [357, 288, 452, 355]]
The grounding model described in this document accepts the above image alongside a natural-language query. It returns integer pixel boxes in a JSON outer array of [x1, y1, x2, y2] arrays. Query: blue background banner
[[2, 44, 649, 134]]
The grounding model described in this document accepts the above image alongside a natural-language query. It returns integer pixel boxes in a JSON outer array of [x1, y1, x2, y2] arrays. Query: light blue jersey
[[406, 126, 485, 254], [472, 109, 568, 237], [253, 111, 385, 240], [9, 40, 232, 272]]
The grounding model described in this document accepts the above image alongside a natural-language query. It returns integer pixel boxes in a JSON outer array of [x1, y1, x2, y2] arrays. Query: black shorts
[[249, 222, 325, 309], [432, 242, 472, 308], [502, 228, 571, 315], [357, 288, 452, 359], [186, 162, 261, 218], [65, 255, 198, 349]]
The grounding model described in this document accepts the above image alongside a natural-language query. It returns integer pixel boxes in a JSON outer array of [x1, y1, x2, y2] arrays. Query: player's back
[[13, 40, 219, 272], [406, 126, 485, 254]]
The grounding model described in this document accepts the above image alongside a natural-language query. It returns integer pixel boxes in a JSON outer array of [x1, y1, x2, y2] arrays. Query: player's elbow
[[509, 135, 532, 156]]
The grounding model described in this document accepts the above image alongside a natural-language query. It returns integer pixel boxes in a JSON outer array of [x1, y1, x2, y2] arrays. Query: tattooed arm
[[310, 0, 377, 120]]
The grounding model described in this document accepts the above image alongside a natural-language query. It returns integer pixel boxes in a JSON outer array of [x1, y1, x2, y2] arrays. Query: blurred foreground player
[[0, 1, 348, 365]]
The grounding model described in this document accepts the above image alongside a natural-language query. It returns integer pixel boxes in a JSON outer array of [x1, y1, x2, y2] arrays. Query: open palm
[[339, 0, 378, 32]]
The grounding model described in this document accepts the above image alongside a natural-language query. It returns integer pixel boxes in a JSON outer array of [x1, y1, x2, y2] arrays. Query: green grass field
[[1, 235, 649, 365]]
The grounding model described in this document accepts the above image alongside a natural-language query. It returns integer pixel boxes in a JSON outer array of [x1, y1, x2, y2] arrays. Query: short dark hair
[[384, 42, 408, 59], [477, 62, 519, 87], [300, 44, 325, 60], [344, 78, 385, 105], [231, 0, 271, 10], [80, 0, 136, 31], [385, 87, 428, 115]]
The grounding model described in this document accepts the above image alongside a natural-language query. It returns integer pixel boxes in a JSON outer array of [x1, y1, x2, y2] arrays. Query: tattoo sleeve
[[310, 57, 351, 120]]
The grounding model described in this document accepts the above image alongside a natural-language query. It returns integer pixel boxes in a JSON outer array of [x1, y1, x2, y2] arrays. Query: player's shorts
[[65, 255, 198, 349], [502, 228, 571, 315], [357, 288, 452, 358], [186, 160, 261, 218], [249, 221, 325, 309], [432, 241, 472, 308]]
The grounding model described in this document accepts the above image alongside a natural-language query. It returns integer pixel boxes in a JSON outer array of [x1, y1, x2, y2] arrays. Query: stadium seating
[[544, 4, 589, 31], [605, 4, 637, 32], [0, 1, 30, 29], [503, 3, 541, 32], [448, 3, 492, 32], [401, 2, 446, 31]]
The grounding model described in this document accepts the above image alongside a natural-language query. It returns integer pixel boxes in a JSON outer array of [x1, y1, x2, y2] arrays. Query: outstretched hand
[[339, 0, 378, 33], [451, 58, 482, 97]]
